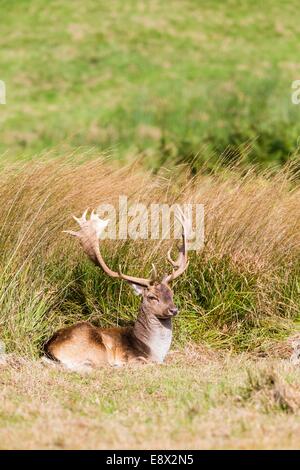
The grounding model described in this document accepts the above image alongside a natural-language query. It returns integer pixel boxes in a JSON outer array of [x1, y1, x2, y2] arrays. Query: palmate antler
[[64, 209, 153, 287], [64, 208, 190, 287]]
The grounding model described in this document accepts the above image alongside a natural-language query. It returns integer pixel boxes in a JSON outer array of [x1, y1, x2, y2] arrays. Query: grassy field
[[1, 349, 300, 449], [1, 0, 300, 451], [1, 0, 300, 167]]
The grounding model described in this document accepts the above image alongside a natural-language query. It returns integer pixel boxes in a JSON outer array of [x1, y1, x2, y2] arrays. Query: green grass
[[1, 0, 300, 167], [1, 352, 300, 449]]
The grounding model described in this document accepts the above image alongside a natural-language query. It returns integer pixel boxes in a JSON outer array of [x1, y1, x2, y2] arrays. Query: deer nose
[[168, 307, 179, 316]]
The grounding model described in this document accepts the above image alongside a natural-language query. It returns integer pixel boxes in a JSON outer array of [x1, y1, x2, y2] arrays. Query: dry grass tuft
[[241, 367, 300, 413]]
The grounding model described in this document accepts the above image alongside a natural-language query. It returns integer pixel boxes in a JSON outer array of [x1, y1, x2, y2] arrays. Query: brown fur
[[44, 283, 177, 368], [45, 321, 153, 367]]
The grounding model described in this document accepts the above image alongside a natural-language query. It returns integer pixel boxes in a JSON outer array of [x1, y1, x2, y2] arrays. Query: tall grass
[[0, 155, 299, 356]]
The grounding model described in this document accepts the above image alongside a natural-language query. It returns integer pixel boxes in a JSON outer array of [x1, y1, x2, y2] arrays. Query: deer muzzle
[[168, 307, 179, 317]]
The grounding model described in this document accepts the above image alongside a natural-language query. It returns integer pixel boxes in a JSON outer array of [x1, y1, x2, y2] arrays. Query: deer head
[[64, 208, 190, 319]]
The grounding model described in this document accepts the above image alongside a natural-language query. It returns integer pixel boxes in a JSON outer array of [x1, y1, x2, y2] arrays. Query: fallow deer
[[44, 209, 189, 371]]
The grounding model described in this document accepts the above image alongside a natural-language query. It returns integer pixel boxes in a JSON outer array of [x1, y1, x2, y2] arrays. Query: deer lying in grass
[[44, 210, 189, 371]]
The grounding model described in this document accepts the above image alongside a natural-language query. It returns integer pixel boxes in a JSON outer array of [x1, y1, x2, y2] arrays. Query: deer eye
[[148, 295, 159, 302]]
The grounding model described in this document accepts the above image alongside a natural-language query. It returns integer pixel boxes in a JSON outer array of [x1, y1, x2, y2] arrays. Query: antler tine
[[63, 229, 79, 237], [150, 263, 158, 284], [72, 208, 89, 226], [167, 248, 177, 268], [163, 209, 190, 284]]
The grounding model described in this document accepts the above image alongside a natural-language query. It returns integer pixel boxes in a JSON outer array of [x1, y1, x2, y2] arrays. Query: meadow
[[1, 350, 300, 449], [1, 0, 300, 168], [0, 0, 300, 450]]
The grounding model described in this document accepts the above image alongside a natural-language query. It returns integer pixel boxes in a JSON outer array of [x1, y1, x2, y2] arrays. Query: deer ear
[[129, 283, 145, 296]]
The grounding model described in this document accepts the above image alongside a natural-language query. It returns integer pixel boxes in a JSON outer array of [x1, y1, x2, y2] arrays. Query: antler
[[163, 208, 190, 284], [64, 209, 153, 287]]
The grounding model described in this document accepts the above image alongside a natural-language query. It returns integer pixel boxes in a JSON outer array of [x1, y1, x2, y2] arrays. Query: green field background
[[1, 0, 300, 167]]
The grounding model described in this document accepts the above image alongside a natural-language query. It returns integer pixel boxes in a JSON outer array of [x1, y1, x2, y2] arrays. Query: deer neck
[[132, 306, 172, 363]]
